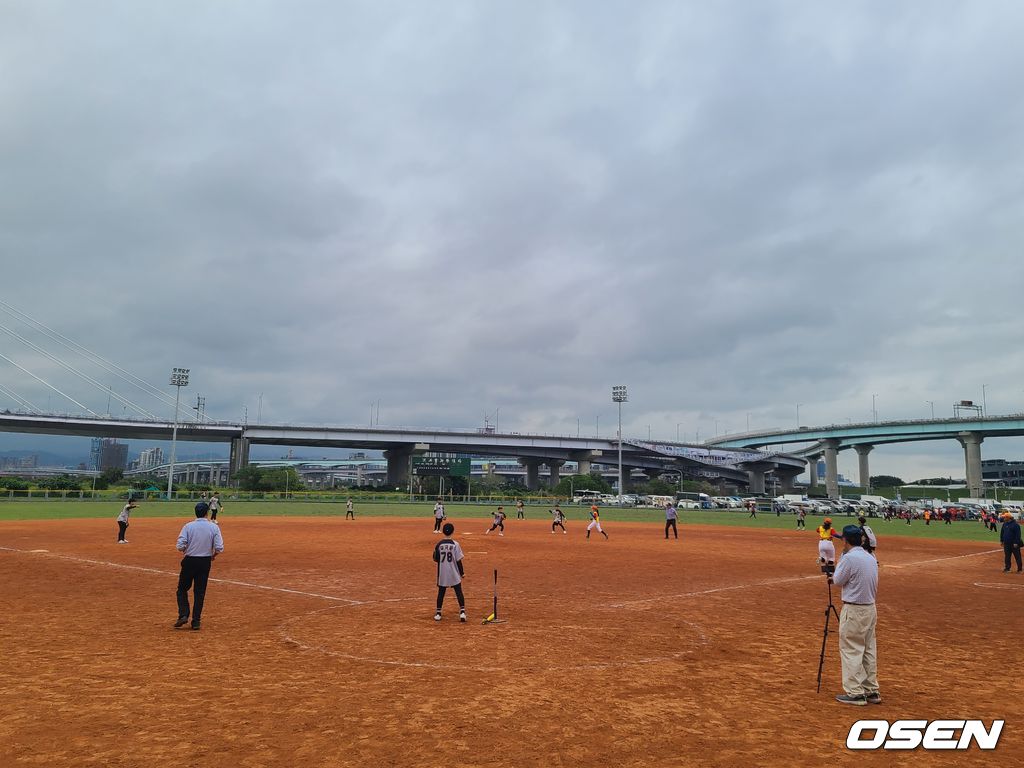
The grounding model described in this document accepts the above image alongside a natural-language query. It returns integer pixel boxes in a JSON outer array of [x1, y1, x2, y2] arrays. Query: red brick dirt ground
[[0, 516, 1021, 767]]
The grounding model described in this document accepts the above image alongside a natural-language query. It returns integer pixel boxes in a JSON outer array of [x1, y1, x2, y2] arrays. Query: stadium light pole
[[796, 403, 803, 427], [612, 386, 627, 499], [167, 368, 189, 501], [926, 400, 935, 419]]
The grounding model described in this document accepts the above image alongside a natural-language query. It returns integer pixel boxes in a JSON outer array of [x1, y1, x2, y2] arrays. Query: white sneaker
[[117, 540, 128, 544], [563, 530, 567, 534], [433, 613, 441, 622], [498, 533, 504, 537], [459, 611, 467, 623]]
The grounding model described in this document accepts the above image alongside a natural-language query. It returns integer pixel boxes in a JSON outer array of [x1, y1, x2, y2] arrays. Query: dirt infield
[[1, 515, 1021, 767]]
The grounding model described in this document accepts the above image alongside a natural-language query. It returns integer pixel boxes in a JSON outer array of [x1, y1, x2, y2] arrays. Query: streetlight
[[676, 422, 682, 441], [796, 403, 803, 427], [982, 384, 988, 418], [872, 394, 878, 423], [612, 386, 627, 500], [925, 400, 935, 419], [167, 367, 190, 501]]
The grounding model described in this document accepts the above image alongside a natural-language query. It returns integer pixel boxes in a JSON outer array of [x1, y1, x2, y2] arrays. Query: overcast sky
[[2, 0, 1024, 480]]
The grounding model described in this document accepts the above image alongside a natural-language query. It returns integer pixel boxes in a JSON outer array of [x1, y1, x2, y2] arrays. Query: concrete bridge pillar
[[547, 460, 565, 488], [742, 461, 775, 496], [570, 450, 601, 477], [807, 453, 822, 488], [520, 458, 542, 491], [384, 443, 430, 489], [854, 444, 873, 491], [776, 467, 802, 494], [229, 437, 250, 481], [823, 439, 841, 499], [619, 466, 636, 493], [958, 432, 984, 498]]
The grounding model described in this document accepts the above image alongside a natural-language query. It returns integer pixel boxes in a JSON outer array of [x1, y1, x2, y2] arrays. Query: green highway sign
[[412, 456, 471, 477]]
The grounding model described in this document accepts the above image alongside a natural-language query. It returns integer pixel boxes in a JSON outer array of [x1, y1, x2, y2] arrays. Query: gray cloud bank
[[2, 1, 1024, 479]]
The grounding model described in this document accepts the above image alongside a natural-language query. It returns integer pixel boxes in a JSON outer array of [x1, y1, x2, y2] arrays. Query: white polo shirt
[[832, 546, 878, 605]]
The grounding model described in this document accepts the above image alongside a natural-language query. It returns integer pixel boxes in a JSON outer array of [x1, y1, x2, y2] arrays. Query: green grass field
[[0, 499, 1004, 543]]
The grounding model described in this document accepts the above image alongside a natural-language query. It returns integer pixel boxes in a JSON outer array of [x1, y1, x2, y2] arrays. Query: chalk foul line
[[0, 545, 362, 604]]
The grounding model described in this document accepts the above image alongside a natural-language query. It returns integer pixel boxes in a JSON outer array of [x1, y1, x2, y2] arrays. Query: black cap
[[842, 524, 863, 544], [442, 522, 454, 536]]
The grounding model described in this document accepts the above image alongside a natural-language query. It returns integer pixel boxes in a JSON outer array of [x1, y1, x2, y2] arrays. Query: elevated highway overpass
[[0, 412, 805, 493], [705, 414, 1024, 498]]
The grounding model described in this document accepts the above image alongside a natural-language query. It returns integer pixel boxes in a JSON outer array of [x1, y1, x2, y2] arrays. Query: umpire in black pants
[[174, 502, 225, 630], [1000, 514, 1022, 573]]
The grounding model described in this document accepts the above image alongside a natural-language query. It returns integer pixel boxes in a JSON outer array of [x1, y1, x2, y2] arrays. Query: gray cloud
[[2, 0, 1024, 479]]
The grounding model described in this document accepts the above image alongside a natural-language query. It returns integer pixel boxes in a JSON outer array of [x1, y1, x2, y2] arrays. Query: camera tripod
[[816, 570, 841, 693]]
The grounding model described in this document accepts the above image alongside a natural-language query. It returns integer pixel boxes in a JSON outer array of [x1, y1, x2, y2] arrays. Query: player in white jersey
[[116, 499, 137, 543], [208, 493, 221, 522], [550, 504, 567, 534], [485, 506, 506, 536], [433, 500, 446, 533], [345, 498, 355, 520], [433, 523, 466, 622]]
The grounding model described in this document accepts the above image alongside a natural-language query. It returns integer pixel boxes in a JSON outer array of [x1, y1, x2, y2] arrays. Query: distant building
[[137, 447, 164, 470], [1, 454, 38, 470], [814, 458, 851, 485], [982, 459, 1024, 487], [97, 439, 128, 471]]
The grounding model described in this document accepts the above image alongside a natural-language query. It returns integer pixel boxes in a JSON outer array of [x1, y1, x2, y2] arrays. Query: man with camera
[[830, 525, 881, 706]]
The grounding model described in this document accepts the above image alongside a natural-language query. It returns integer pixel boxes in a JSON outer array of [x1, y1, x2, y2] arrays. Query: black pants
[[346, 511, 354, 519], [117, 521, 128, 542], [665, 519, 677, 539], [796, 519, 805, 529], [552, 521, 565, 532], [434, 517, 443, 531], [1004, 544, 1022, 571], [210, 508, 218, 521], [176, 556, 213, 624], [436, 583, 465, 611], [517, 510, 524, 519]]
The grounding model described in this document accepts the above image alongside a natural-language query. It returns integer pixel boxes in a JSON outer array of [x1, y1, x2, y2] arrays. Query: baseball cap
[[591, 505, 599, 510], [824, 517, 832, 524]]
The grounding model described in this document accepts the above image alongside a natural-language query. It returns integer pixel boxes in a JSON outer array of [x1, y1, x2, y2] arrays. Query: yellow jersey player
[[816, 518, 842, 566], [586, 505, 609, 540]]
